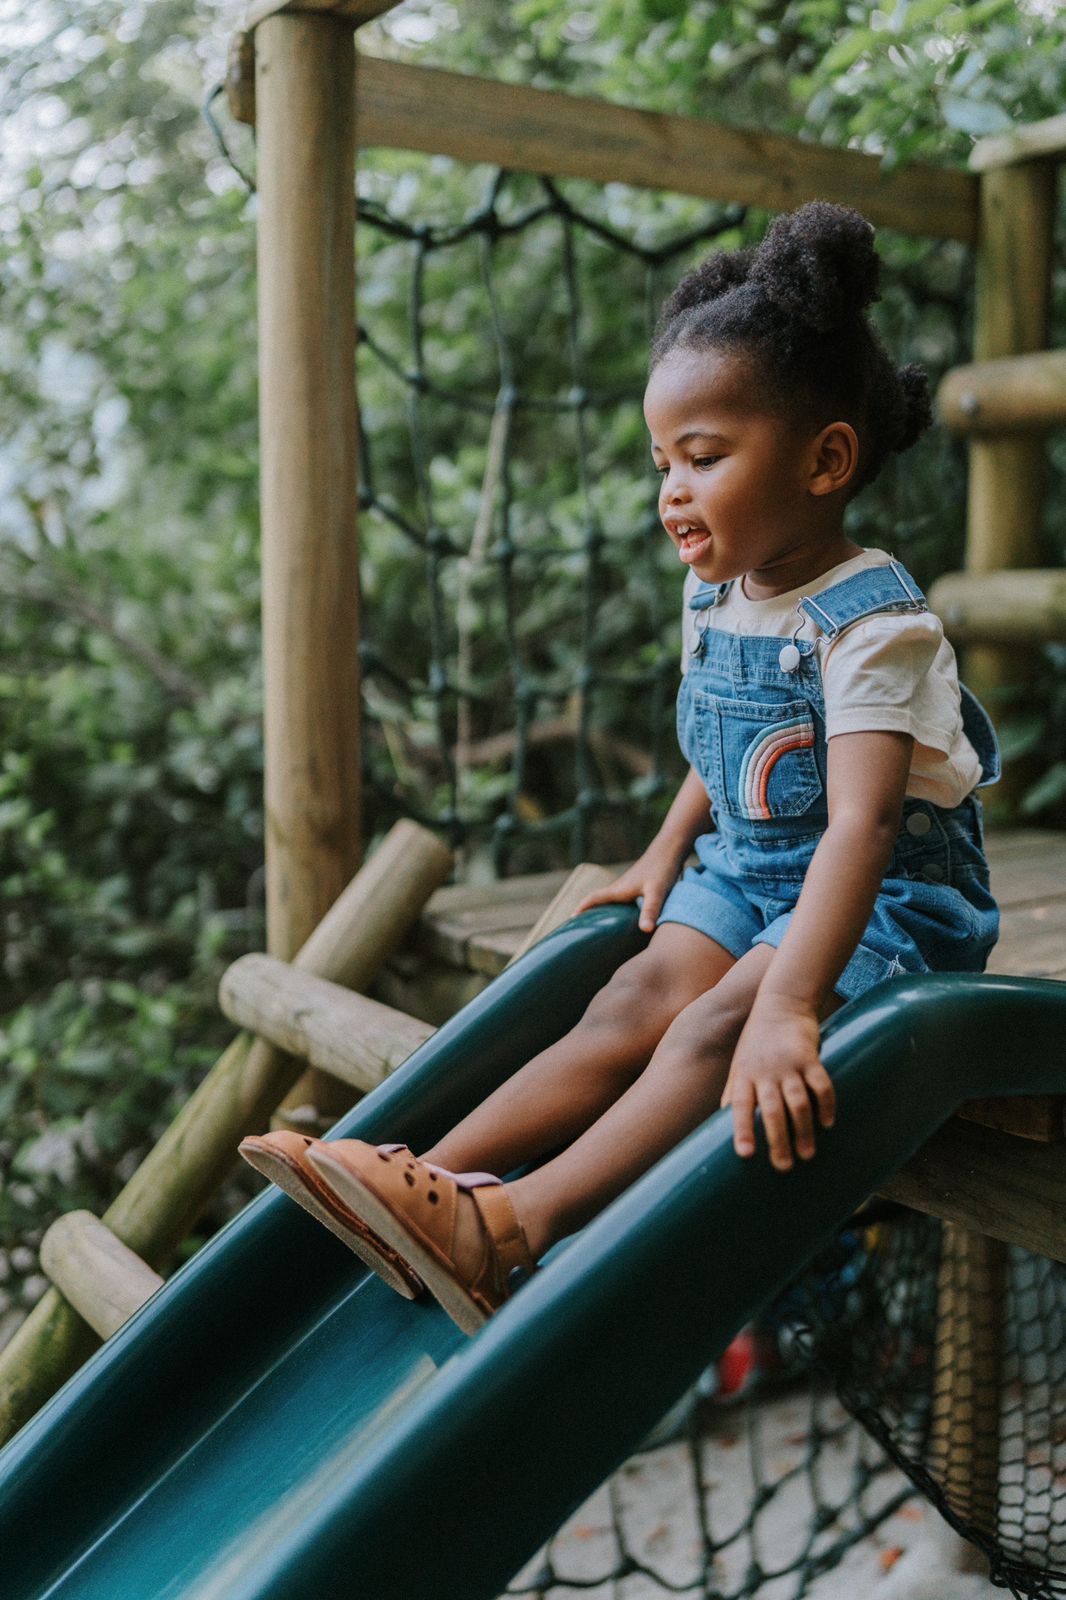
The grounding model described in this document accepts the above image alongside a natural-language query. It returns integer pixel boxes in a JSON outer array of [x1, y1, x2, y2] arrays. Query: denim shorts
[[656, 795, 1000, 1001]]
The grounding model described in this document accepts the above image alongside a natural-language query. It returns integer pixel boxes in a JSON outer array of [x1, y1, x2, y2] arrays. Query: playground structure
[[1, 2, 1066, 1595]]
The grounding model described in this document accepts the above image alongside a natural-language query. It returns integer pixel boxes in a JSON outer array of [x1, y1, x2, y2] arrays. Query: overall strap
[[688, 580, 734, 612], [798, 559, 927, 640]]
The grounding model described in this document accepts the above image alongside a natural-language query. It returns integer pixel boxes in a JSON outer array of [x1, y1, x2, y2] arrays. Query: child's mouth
[[677, 528, 713, 565]]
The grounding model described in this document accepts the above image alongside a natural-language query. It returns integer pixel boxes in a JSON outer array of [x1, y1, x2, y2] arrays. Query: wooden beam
[[938, 348, 1066, 434], [220, 953, 434, 1091], [930, 569, 1066, 645], [255, 13, 362, 1119], [878, 1118, 1066, 1264], [244, 0, 401, 31], [346, 57, 977, 243], [971, 111, 1066, 173]]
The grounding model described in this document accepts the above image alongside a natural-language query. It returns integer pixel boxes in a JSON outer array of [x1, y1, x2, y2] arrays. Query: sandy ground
[[504, 1379, 1003, 1600]]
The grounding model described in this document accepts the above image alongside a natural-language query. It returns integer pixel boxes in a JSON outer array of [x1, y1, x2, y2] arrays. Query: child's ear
[[809, 422, 859, 496]]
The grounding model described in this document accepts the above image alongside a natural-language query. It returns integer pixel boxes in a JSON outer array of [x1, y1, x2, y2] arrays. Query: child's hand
[[573, 843, 684, 934], [720, 1000, 836, 1172]]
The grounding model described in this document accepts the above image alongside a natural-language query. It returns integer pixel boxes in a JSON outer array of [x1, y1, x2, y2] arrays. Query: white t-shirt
[[679, 548, 983, 808]]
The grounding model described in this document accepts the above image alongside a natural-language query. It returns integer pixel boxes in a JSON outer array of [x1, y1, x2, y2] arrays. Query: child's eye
[[653, 456, 721, 475]]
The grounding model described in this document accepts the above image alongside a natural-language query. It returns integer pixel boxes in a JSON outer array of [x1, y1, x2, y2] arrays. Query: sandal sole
[[238, 1138, 423, 1301], [306, 1147, 491, 1336]]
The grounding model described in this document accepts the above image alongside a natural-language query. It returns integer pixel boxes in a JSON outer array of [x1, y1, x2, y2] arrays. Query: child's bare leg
[[505, 945, 838, 1259], [419, 923, 736, 1176]]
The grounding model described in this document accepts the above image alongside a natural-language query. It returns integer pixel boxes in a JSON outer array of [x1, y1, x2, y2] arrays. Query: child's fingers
[[637, 893, 662, 933], [757, 1083, 794, 1172], [781, 1073, 816, 1161], [574, 883, 634, 914], [729, 1080, 756, 1157], [802, 1061, 836, 1128]]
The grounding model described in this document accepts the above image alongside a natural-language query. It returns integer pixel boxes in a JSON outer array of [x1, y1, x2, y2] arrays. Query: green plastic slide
[[1, 903, 1063, 1600]]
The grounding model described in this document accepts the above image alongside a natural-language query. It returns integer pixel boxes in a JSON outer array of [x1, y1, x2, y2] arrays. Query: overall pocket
[[696, 692, 823, 821]]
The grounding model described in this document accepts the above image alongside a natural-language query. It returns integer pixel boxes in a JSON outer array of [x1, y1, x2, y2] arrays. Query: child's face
[[644, 345, 831, 587]]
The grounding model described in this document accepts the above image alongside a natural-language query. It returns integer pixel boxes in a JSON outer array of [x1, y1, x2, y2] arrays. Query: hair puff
[[749, 200, 881, 332]]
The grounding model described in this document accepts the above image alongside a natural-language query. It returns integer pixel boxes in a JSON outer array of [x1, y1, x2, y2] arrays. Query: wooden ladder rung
[[40, 1212, 164, 1341], [219, 953, 435, 1092]]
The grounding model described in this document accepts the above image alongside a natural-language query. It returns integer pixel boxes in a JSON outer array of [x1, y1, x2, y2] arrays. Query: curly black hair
[[649, 200, 934, 502]]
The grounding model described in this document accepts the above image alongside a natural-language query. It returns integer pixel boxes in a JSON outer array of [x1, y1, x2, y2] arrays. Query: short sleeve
[[820, 612, 964, 753]]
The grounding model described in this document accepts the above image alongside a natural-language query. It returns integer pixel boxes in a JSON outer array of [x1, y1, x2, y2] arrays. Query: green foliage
[[2, 0, 1066, 1330]]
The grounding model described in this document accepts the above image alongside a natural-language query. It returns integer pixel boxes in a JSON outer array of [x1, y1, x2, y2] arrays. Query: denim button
[[778, 643, 802, 673], [906, 812, 932, 837], [921, 863, 945, 882]]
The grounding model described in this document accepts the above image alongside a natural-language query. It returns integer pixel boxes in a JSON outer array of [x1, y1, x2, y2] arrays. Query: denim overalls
[[656, 559, 1001, 999]]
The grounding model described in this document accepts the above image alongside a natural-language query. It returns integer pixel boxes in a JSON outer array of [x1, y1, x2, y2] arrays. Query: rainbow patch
[[738, 716, 815, 820]]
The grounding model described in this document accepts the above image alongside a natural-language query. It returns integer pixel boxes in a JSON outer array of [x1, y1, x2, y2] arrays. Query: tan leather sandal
[[237, 1132, 424, 1300], [304, 1140, 538, 1336]]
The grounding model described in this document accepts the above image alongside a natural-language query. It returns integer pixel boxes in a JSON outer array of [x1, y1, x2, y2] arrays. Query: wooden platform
[[414, 829, 1066, 984]]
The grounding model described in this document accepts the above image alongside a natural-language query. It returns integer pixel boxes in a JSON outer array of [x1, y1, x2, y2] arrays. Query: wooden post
[[965, 159, 1057, 817], [255, 11, 361, 1114], [930, 1223, 1006, 1535]]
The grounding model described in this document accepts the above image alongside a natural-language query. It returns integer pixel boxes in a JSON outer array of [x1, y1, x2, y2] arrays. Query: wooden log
[[40, 1213, 164, 1343], [226, 40, 977, 242], [256, 10, 361, 1115], [0, 819, 451, 1446], [938, 349, 1066, 435], [930, 569, 1066, 646], [877, 1118, 1066, 1264], [964, 160, 1057, 817], [971, 111, 1066, 172], [929, 1224, 1005, 1534], [220, 953, 434, 1091]]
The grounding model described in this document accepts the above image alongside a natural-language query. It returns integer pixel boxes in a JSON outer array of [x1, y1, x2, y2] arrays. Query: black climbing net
[[507, 1203, 1066, 1599]]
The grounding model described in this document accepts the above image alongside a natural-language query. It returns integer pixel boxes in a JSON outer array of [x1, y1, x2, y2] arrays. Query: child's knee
[[581, 948, 684, 1039], [658, 988, 748, 1067]]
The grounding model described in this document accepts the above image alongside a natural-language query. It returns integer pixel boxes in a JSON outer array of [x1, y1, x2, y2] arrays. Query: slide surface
[[1, 904, 1064, 1600]]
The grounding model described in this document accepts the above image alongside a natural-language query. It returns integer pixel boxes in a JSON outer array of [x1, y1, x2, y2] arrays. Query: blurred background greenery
[[1, 0, 1064, 1339]]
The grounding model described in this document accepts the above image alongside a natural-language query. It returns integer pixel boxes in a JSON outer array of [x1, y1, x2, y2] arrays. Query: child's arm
[[721, 729, 914, 1170], [574, 766, 711, 933]]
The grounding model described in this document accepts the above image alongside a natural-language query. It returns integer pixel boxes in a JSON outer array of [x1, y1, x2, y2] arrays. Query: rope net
[[505, 1204, 1066, 1599], [350, 161, 970, 877]]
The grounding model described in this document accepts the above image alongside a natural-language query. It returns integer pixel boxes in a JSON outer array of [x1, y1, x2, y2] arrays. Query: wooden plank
[[878, 1118, 1066, 1263], [971, 111, 1066, 173], [989, 900, 1066, 980], [987, 834, 1066, 908], [245, 0, 400, 30], [350, 56, 978, 243], [507, 864, 616, 966], [957, 1095, 1063, 1143]]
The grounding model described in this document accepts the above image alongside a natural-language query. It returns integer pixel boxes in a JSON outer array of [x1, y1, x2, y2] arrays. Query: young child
[[240, 199, 1000, 1336]]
